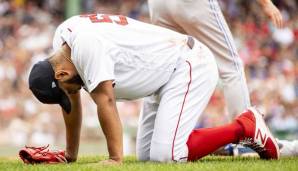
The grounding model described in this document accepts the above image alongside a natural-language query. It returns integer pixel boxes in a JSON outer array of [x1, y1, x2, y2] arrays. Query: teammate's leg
[[148, 0, 251, 117], [136, 95, 159, 161]]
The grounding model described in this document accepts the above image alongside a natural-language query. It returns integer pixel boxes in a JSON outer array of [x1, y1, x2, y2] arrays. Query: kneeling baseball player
[[20, 14, 279, 164]]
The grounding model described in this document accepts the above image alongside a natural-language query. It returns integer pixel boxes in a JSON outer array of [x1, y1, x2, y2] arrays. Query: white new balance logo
[[256, 128, 268, 145]]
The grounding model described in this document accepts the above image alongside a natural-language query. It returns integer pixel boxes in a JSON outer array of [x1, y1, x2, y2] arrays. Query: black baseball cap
[[28, 60, 71, 113]]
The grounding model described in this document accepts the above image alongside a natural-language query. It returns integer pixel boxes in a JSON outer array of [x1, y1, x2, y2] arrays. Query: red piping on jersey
[[171, 60, 192, 161]]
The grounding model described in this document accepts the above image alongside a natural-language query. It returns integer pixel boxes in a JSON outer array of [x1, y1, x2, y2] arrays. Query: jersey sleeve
[[71, 32, 115, 93]]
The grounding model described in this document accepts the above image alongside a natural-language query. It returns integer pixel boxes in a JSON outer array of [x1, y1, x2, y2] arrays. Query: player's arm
[[90, 80, 123, 164], [257, 0, 283, 28], [62, 91, 82, 162]]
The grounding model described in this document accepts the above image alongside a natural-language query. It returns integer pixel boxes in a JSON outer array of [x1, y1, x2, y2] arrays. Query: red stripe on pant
[[171, 60, 192, 161]]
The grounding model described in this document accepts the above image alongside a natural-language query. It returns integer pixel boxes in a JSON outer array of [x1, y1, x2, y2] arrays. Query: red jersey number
[[80, 14, 128, 26]]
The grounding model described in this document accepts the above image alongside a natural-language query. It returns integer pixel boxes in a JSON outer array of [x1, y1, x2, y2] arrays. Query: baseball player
[[21, 14, 279, 164]]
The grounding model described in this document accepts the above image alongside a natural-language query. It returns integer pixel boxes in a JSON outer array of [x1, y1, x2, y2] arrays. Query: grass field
[[0, 156, 298, 171]]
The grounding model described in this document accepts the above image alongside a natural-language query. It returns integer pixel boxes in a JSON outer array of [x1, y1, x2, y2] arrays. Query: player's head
[[47, 45, 84, 94], [28, 45, 83, 113]]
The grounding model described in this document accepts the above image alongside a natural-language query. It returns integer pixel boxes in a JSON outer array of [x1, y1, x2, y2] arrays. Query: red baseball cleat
[[235, 107, 280, 159]]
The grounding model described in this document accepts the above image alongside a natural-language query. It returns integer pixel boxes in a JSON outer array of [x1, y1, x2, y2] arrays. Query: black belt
[[187, 36, 194, 49]]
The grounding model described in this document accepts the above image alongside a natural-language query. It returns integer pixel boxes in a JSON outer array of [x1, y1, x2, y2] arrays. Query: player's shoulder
[[53, 16, 90, 50]]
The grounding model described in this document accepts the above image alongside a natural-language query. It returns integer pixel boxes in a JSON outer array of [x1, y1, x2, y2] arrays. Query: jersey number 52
[[80, 14, 128, 26]]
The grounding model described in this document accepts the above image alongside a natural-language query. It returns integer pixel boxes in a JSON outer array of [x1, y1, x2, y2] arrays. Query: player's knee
[[136, 141, 151, 161], [149, 143, 172, 162]]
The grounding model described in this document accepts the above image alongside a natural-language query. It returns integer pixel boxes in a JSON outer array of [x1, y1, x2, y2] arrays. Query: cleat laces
[[240, 138, 266, 153]]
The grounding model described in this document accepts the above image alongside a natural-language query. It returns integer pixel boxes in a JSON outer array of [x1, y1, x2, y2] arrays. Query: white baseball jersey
[[53, 14, 188, 100]]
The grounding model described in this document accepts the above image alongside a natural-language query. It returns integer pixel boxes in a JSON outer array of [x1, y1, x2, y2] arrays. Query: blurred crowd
[[0, 0, 297, 155]]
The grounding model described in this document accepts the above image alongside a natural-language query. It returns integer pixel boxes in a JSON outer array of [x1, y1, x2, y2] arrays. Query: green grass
[[0, 156, 297, 171]]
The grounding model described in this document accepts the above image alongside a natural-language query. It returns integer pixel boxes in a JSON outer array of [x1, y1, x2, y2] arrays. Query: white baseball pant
[[136, 39, 219, 162]]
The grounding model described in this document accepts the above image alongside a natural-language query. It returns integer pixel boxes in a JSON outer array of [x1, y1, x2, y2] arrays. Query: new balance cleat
[[235, 107, 280, 159]]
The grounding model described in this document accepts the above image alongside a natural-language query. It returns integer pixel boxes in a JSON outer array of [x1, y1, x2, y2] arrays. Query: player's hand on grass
[[260, 0, 283, 28]]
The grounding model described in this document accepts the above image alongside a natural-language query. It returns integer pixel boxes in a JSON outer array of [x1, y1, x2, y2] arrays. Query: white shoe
[[278, 139, 298, 157]]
